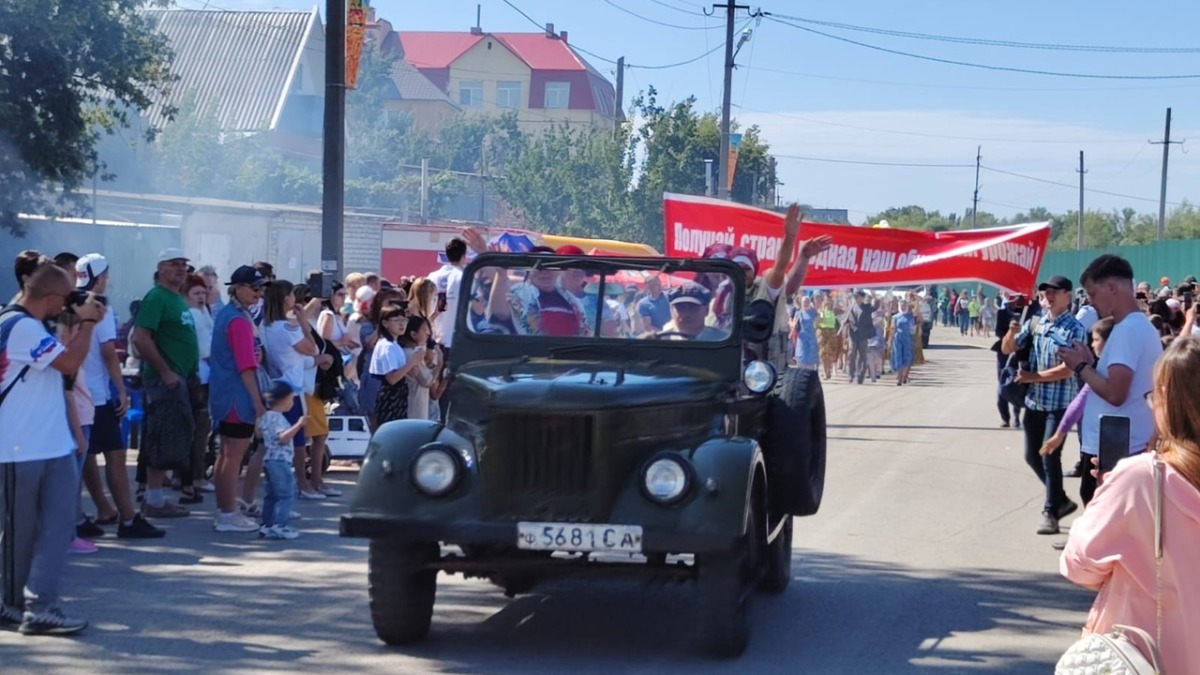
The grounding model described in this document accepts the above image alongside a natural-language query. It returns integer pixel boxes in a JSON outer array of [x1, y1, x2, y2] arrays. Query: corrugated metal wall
[[1039, 241, 1200, 285]]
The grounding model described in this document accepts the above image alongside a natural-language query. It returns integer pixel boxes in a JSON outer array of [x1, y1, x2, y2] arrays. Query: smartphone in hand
[[1098, 415, 1132, 474]]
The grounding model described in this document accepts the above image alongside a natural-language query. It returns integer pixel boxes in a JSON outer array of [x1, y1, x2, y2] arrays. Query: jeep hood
[[454, 358, 731, 409]]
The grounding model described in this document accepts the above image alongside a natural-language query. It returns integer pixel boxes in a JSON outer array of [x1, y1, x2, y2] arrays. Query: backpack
[[0, 305, 35, 408]]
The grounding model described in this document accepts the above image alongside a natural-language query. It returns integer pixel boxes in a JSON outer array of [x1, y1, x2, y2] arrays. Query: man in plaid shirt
[[1001, 275, 1087, 536]]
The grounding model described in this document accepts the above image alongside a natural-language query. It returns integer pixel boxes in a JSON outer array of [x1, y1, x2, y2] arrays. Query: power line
[[744, 64, 1200, 93], [646, 0, 708, 14], [599, 0, 714, 30], [501, 0, 733, 70], [980, 165, 1183, 205], [767, 13, 1200, 54], [734, 105, 1147, 144], [774, 154, 974, 168], [764, 14, 1200, 80]]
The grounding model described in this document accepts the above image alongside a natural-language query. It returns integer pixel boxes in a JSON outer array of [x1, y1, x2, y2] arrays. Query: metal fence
[[1039, 241, 1200, 286]]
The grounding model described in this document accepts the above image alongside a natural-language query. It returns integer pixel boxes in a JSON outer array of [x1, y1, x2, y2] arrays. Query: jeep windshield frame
[[450, 253, 748, 381]]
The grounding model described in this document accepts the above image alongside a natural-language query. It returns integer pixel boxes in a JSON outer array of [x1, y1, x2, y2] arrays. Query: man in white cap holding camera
[[75, 254, 163, 539]]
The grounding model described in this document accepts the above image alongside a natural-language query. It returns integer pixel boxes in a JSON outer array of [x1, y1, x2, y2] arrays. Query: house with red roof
[[390, 24, 618, 133]]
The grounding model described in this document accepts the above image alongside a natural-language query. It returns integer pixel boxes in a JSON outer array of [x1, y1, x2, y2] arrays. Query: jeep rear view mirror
[[743, 299, 774, 344]]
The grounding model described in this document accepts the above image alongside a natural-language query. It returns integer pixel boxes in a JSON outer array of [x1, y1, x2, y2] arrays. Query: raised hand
[[799, 235, 834, 259]]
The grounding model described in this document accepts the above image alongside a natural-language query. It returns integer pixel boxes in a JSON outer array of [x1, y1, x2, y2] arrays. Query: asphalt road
[[1, 329, 1094, 674]]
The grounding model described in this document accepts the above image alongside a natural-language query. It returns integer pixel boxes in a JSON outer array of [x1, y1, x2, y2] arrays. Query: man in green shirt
[[131, 249, 200, 519]]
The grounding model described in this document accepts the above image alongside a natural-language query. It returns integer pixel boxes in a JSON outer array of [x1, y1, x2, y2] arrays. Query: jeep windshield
[[463, 256, 740, 344]]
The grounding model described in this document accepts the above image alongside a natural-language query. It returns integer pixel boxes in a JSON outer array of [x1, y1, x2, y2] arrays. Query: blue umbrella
[[492, 231, 536, 253]]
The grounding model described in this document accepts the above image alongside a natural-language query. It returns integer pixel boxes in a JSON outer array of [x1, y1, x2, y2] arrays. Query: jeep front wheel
[[760, 515, 793, 594], [696, 500, 762, 658], [367, 539, 438, 645]]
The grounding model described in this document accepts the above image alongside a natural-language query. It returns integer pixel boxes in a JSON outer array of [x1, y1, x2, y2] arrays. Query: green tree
[[0, 0, 173, 233]]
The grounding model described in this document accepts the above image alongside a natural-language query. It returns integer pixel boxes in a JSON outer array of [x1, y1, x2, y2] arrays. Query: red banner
[[663, 193, 1051, 294]]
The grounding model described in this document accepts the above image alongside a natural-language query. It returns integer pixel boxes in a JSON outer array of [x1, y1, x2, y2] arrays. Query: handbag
[[1055, 456, 1167, 674]]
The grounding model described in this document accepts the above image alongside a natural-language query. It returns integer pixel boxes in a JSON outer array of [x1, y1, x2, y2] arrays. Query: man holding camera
[[1001, 275, 1087, 536], [1, 262, 104, 635]]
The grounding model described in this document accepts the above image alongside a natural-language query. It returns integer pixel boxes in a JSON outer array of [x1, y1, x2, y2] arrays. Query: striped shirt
[[1016, 310, 1087, 411]]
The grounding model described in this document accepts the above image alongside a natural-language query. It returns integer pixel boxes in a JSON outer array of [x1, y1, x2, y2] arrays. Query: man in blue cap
[[661, 283, 728, 341]]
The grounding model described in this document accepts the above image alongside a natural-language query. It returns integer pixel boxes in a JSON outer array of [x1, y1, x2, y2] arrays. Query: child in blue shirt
[[257, 381, 308, 540]]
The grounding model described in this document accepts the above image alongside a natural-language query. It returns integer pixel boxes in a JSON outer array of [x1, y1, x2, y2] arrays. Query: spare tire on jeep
[[763, 367, 826, 516]]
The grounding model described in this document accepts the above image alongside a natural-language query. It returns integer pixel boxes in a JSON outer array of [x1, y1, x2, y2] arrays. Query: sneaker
[[178, 491, 204, 505], [259, 525, 285, 540], [1013, 421, 1022, 430], [1056, 499, 1080, 520], [76, 516, 105, 539], [1051, 541, 1067, 551], [195, 481, 216, 493], [1037, 510, 1060, 535], [238, 499, 262, 517], [299, 490, 326, 500], [0, 604, 22, 631], [214, 511, 260, 533], [19, 607, 87, 636], [274, 526, 300, 540], [68, 537, 98, 555], [1064, 462, 1083, 479], [141, 501, 190, 519], [118, 515, 166, 539], [999, 421, 1010, 428], [316, 485, 343, 497]]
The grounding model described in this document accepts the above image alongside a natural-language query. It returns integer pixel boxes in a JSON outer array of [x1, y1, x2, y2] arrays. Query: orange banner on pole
[[346, 0, 366, 90]]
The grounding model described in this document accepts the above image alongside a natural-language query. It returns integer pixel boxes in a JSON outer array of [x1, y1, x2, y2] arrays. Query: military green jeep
[[340, 253, 827, 657]]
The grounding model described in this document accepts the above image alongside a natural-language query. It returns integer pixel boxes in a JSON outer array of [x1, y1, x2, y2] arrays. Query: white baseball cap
[[158, 247, 189, 263], [75, 253, 109, 290]]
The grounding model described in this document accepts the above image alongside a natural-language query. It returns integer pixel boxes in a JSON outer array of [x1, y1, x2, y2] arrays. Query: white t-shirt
[[436, 266, 464, 348], [0, 313, 74, 463], [83, 310, 119, 403], [1075, 304, 1099, 334], [369, 339, 407, 376], [262, 320, 314, 394], [190, 307, 214, 385], [1081, 312, 1162, 455]]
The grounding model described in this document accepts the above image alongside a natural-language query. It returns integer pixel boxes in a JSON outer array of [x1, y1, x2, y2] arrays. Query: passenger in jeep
[[658, 283, 729, 341], [483, 247, 590, 337]]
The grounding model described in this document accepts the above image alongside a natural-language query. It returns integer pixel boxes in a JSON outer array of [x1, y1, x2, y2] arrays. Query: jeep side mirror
[[742, 299, 774, 344]]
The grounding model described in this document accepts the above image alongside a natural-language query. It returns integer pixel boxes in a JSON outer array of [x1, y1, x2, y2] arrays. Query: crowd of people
[[786, 288, 935, 386], [0, 206, 836, 638], [980, 255, 1199, 673]]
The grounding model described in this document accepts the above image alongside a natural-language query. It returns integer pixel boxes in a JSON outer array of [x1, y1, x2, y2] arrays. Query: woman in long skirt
[[792, 296, 820, 370], [890, 301, 916, 385]]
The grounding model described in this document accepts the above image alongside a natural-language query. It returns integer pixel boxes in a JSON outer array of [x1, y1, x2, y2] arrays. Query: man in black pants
[[847, 291, 875, 385], [993, 294, 1032, 428], [1001, 276, 1087, 535]]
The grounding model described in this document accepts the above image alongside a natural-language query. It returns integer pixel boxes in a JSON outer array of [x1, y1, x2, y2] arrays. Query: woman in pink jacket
[[1060, 336, 1200, 674]]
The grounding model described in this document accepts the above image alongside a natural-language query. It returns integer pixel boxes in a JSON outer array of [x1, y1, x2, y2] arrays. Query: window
[[544, 81, 570, 109], [458, 80, 483, 108], [592, 84, 613, 116], [497, 81, 522, 109]]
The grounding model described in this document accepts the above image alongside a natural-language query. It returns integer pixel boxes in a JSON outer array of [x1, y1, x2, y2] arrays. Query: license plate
[[516, 522, 643, 553]]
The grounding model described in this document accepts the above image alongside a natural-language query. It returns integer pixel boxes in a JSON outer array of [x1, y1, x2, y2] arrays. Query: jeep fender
[[609, 437, 764, 544], [348, 420, 483, 521]]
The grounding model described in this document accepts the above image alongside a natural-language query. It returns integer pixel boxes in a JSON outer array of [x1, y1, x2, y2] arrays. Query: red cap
[[555, 245, 586, 256]]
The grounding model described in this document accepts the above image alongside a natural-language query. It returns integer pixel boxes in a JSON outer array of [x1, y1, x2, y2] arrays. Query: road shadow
[[392, 550, 1091, 675]]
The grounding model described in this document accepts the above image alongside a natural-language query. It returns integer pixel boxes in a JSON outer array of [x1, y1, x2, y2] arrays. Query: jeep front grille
[[483, 412, 598, 520]]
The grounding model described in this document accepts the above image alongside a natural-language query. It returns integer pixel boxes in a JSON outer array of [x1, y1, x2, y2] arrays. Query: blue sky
[[198, 0, 1200, 223]]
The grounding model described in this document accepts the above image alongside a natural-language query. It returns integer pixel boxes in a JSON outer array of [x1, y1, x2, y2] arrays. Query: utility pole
[[320, 0, 347, 294], [1150, 107, 1183, 240], [714, 1, 749, 200], [971, 145, 981, 229], [1077, 151, 1087, 250], [614, 57, 625, 133]]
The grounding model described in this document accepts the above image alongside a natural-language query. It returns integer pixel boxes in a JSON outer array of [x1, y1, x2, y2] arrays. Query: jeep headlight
[[642, 455, 691, 505], [743, 360, 776, 394], [412, 446, 460, 497]]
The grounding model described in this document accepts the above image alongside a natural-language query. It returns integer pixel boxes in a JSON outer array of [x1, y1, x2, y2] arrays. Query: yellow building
[[393, 26, 618, 133]]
